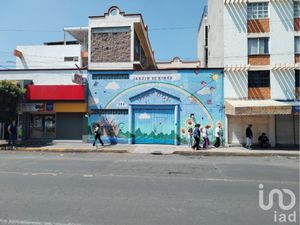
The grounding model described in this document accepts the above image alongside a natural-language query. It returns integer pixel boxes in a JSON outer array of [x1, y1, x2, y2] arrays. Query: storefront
[[225, 100, 299, 146], [88, 69, 224, 145], [20, 85, 87, 140]]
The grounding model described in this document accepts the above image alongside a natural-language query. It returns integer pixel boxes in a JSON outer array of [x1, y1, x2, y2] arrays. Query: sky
[[0, 0, 206, 69]]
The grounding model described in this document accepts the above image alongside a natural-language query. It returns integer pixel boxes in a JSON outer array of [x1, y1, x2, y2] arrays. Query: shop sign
[[235, 106, 291, 115], [22, 103, 54, 112], [131, 71, 180, 82]]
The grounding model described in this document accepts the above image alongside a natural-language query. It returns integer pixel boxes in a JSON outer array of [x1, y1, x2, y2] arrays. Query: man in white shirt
[[214, 123, 222, 148]]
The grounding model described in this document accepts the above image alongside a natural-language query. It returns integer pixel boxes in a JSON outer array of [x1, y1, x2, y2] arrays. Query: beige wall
[[227, 115, 275, 146]]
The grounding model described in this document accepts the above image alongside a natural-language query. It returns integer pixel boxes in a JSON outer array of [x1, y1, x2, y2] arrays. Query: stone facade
[[91, 32, 131, 62]]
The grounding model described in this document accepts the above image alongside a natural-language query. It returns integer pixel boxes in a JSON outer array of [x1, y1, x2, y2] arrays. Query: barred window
[[248, 71, 270, 88], [295, 2, 300, 18], [95, 109, 128, 115], [247, 3, 269, 19], [92, 74, 129, 80]]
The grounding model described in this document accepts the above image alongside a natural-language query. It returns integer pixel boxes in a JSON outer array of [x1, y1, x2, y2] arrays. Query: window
[[296, 70, 300, 87], [64, 56, 79, 62], [92, 74, 129, 80], [247, 3, 269, 19], [248, 38, 269, 55], [248, 71, 270, 88], [295, 2, 300, 18], [295, 37, 300, 54], [91, 26, 130, 33]]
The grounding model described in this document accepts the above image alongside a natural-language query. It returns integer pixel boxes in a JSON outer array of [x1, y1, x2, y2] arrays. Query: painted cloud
[[105, 81, 120, 90], [197, 87, 211, 95], [138, 113, 151, 120]]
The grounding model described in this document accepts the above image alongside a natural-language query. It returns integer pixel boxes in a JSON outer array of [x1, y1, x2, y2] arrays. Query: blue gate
[[133, 107, 175, 144]]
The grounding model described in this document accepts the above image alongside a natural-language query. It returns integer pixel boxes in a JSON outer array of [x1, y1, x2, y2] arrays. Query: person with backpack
[[7, 120, 17, 150], [93, 123, 104, 148], [192, 124, 201, 150]]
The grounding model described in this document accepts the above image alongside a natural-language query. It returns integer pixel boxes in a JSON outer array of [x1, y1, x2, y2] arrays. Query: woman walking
[[93, 123, 104, 148]]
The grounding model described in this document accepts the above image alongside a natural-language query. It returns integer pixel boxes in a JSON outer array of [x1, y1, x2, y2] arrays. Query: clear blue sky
[[0, 0, 206, 69]]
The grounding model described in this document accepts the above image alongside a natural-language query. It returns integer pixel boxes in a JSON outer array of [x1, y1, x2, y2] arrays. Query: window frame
[[247, 2, 269, 19], [295, 2, 300, 18], [248, 71, 270, 88], [92, 74, 130, 80], [296, 70, 300, 88], [248, 38, 269, 55], [295, 36, 300, 54]]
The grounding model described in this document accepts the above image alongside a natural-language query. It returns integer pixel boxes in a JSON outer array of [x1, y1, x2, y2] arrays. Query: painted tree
[[0, 80, 26, 122]]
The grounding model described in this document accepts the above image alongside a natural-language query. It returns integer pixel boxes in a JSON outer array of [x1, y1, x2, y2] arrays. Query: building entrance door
[[133, 107, 175, 144]]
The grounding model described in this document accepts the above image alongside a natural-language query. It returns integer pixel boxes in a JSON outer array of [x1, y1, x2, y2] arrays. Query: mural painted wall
[[88, 69, 224, 145]]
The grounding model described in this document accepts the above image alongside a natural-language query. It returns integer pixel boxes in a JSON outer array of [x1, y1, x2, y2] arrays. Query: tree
[[0, 80, 26, 122]]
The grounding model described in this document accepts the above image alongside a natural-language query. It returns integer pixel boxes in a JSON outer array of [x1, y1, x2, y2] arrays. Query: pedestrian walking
[[93, 123, 104, 148], [7, 120, 17, 150], [192, 124, 201, 150], [245, 124, 253, 149], [187, 127, 193, 148], [202, 125, 210, 148], [214, 123, 222, 148]]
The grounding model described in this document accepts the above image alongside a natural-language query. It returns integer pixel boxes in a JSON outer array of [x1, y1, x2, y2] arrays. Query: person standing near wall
[[245, 124, 253, 150], [214, 123, 222, 148], [7, 120, 17, 150]]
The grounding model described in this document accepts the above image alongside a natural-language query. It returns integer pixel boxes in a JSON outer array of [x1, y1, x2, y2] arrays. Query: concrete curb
[[173, 151, 300, 157], [0, 148, 129, 154], [1, 147, 299, 156]]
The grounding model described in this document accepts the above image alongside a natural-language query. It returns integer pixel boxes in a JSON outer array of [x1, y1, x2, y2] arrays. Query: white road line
[[83, 174, 94, 177], [0, 218, 84, 225], [31, 173, 57, 176]]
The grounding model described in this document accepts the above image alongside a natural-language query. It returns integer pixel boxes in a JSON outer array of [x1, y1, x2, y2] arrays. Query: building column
[[128, 105, 133, 144], [224, 114, 229, 146], [174, 105, 179, 145], [269, 115, 276, 147]]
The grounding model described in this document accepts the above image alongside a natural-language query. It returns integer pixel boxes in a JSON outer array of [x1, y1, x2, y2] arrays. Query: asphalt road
[[0, 152, 298, 225]]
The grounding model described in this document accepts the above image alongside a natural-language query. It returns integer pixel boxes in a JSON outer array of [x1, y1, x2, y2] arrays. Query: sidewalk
[[0, 140, 299, 156]]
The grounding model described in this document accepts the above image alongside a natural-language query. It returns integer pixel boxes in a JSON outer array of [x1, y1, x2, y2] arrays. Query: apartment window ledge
[[248, 54, 270, 57]]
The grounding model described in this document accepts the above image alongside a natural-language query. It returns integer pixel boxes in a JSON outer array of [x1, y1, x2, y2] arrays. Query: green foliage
[[0, 80, 26, 122]]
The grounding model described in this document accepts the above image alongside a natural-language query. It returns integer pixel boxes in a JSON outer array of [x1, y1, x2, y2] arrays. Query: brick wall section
[[295, 54, 300, 63], [248, 55, 270, 65], [91, 32, 131, 62], [295, 18, 300, 31], [248, 87, 271, 99], [247, 19, 270, 33], [296, 87, 300, 100]]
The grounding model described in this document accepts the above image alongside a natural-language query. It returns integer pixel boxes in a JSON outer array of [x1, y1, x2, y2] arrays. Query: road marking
[[0, 218, 84, 225], [31, 172, 57, 176], [83, 174, 94, 177]]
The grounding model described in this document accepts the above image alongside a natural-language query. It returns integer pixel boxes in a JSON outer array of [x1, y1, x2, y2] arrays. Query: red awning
[[26, 85, 85, 101]]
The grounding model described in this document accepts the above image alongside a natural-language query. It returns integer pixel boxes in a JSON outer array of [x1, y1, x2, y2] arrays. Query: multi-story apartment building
[[198, 0, 300, 147]]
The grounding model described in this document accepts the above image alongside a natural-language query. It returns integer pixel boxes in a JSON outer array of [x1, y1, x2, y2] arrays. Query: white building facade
[[198, 0, 300, 147]]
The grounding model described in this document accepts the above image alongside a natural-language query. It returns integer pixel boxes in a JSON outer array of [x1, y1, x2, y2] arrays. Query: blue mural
[[88, 69, 224, 145]]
